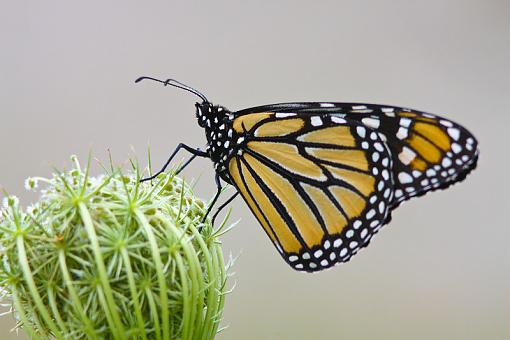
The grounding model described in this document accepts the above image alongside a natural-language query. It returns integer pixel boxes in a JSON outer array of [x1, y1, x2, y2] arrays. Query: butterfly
[[136, 76, 479, 272]]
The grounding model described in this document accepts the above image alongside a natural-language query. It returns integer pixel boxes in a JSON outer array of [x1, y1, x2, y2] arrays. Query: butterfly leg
[[140, 143, 209, 182], [210, 192, 239, 227], [201, 174, 223, 224]]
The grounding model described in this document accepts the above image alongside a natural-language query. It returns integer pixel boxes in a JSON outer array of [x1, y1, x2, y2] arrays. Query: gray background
[[1, 1, 509, 339]]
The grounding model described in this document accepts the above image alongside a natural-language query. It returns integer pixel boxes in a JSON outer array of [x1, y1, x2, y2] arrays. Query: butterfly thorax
[[195, 102, 238, 182]]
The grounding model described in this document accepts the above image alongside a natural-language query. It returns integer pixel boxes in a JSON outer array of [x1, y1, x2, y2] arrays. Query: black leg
[[176, 153, 198, 175], [210, 192, 239, 227], [141, 143, 208, 182], [201, 174, 222, 224]]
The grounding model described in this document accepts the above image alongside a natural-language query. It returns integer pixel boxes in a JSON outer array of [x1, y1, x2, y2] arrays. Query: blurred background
[[1, 1, 509, 339]]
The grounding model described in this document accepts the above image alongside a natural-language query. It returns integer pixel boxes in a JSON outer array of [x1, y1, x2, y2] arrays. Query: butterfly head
[[195, 102, 214, 128], [195, 102, 230, 128]]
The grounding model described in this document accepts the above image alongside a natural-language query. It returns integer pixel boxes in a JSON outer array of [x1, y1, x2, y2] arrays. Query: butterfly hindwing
[[227, 113, 394, 272]]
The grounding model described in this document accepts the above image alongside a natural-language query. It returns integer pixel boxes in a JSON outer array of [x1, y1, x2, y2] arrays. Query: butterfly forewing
[[228, 113, 394, 272], [234, 103, 479, 208]]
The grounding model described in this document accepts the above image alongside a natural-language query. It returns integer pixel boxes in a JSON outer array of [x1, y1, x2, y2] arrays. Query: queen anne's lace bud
[[0, 155, 232, 339]]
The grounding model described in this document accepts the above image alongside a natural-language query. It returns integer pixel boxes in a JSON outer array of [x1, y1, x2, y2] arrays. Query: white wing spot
[[331, 117, 346, 124], [382, 169, 390, 180], [366, 209, 376, 219], [396, 127, 408, 140], [426, 169, 436, 177], [311, 116, 323, 126], [400, 118, 412, 127], [451, 143, 462, 153], [372, 152, 380, 162], [383, 188, 390, 198], [447, 127, 460, 140], [275, 112, 296, 118], [398, 172, 413, 184], [398, 147, 416, 165], [442, 157, 452, 168], [362, 117, 380, 129], [356, 126, 366, 138], [378, 201, 385, 214], [440, 120, 453, 127], [360, 228, 368, 239]]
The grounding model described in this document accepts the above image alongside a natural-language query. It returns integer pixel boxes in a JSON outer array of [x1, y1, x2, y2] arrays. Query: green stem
[[190, 227, 217, 340], [145, 287, 162, 340], [58, 251, 98, 340], [174, 253, 191, 340], [78, 203, 126, 339], [213, 244, 226, 337], [120, 247, 148, 340], [12, 286, 38, 339], [47, 284, 69, 335], [134, 210, 170, 340], [16, 236, 63, 339], [96, 285, 119, 339], [165, 220, 204, 339], [206, 243, 221, 340]]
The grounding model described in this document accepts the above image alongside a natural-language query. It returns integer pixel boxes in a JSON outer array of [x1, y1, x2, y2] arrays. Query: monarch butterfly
[[136, 76, 479, 273]]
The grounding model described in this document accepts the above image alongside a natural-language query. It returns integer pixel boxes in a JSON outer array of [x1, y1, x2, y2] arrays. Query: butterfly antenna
[[135, 76, 209, 103]]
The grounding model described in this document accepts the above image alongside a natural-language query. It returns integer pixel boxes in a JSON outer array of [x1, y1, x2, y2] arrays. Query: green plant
[[0, 155, 232, 339]]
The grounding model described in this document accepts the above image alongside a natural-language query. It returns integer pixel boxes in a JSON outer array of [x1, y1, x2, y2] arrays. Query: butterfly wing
[[227, 112, 394, 271], [235, 103, 479, 208], [345, 104, 478, 207]]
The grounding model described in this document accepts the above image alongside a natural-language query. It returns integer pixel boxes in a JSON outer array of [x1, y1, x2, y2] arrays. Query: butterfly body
[[138, 77, 479, 273], [195, 102, 236, 183]]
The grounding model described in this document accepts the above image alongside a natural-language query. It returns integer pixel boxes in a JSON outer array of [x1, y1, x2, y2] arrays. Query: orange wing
[[228, 113, 394, 272]]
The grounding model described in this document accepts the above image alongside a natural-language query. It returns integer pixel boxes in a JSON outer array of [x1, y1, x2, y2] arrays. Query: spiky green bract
[[0, 156, 230, 339]]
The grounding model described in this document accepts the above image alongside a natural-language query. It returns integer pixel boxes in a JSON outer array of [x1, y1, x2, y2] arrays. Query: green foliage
[[0, 155, 230, 339]]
